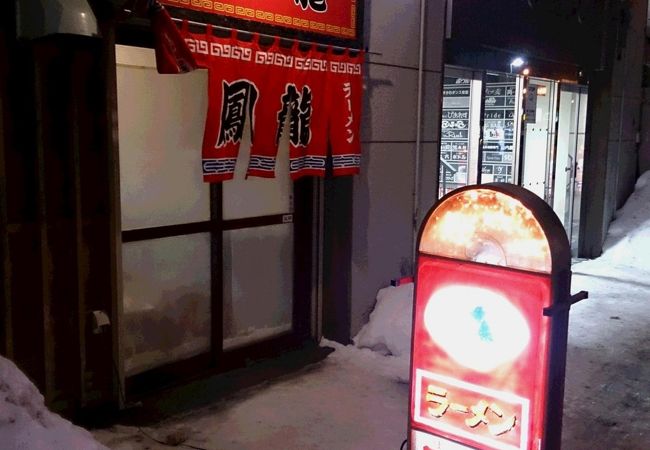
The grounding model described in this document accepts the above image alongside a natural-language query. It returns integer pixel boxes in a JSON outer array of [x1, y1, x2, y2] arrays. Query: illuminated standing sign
[[160, 0, 359, 39], [409, 185, 586, 450]]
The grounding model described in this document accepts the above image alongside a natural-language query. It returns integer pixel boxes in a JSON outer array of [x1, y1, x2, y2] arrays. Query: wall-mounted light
[[16, 0, 99, 40], [522, 68, 531, 76], [509, 57, 525, 73]]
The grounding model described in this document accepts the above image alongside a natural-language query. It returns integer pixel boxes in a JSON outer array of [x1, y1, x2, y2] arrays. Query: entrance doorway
[[479, 72, 524, 185], [553, 84, 588, 253], [520, 77, 558, 202], [115, 45, 315, 395], [438, 67, 588, 255], [439, 67, 483, 197]]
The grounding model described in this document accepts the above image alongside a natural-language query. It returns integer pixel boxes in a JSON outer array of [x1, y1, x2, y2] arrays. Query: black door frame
[[114, 29, 315, 397]]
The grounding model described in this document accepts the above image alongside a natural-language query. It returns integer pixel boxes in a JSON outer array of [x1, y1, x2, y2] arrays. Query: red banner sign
[[180, 24, 363, 182], [161, 0, 358, 39]]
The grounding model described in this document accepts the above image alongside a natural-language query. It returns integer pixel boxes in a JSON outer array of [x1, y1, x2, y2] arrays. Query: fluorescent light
[[511, 57, 525, 68]]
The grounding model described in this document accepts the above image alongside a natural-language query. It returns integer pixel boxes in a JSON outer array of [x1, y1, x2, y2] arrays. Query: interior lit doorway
[[439, 67, 482, 197], [520, 77, 558, 201], [553, 84, 588, 254], [438, 67, 587, 255], [478, 72, 524, 185]]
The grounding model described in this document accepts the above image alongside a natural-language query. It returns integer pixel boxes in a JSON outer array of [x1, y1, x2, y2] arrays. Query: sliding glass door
[[553, 84, 588, 254], [116, 44, 313, 393], [437, 67, 588, 254], [439, 67, 483, 197]]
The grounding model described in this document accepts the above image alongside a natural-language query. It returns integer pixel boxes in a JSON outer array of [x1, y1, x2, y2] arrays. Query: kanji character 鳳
[[217, 79, 259, 148]]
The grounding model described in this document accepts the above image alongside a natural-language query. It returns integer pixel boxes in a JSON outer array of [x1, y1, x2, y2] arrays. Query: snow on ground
[[353, 282, 413, 383], [93, 173, 650, 450], [0, 355, 107, 450], [94, 342, 411, 450], [561, 172, 650, 449]]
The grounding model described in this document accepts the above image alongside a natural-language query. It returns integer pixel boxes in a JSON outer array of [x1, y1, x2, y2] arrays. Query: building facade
[[0, 0, 646, 420]]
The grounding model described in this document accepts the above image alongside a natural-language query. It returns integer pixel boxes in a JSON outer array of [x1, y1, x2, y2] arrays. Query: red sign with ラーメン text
[[160, 0, 358, 39], [410, 257, 553, 450]]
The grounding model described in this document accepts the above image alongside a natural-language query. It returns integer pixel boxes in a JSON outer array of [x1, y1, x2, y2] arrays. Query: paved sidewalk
[[94, 264, 650, 450]]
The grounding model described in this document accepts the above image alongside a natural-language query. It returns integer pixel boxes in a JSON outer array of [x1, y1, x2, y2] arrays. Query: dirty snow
[[562, 172, 650, 449], [0, 355, 108, 450], [353, 282, 413, 382], [91, 172, 650, 450]]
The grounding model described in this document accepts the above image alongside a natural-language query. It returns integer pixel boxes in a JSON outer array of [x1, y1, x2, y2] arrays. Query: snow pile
[[353, 282, 413, 381], [0, 355, 107, 450], [350, 173, 650, 372], [590, 171, 650, 270]]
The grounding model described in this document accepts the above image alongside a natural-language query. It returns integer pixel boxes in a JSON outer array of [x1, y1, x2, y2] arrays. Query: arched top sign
[[418, 184, 570, 274]]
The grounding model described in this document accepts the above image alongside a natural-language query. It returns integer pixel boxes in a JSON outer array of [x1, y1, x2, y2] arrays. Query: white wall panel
[[362, 64, 419, 142], [365, 0, 423, 68], [351, 142, 415, 334], [350, 1, 446, 336], [422, 71, 442, 142], [424, 0, 446, 72]]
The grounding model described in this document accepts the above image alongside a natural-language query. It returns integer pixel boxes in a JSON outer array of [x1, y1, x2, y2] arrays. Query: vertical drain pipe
[[412, 0, 427, 266]]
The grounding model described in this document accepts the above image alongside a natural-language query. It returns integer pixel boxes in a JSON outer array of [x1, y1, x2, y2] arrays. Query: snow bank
[[351, 283, 414, 382], [0, 355, 107, 450], [599, 171, 650, 268], [575, 171, 650, 276], [348, 172, 650, 383], [353, 283, 413, 358]]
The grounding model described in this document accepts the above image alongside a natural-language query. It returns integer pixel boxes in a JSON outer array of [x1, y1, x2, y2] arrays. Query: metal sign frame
[[409, 183, 586, 450]]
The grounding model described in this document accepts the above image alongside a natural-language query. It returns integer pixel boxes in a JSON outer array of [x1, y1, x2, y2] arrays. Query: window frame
[[114, 31, 315, 397]]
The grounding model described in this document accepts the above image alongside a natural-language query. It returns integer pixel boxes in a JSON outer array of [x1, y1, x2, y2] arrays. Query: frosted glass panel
[[553, 89, 579, 224], [480, 73, 518, 184], [521, 78, 557, 200], [439, 74, 472, 196], [116, 45, 209, 230], [223, 224, 293, 349], [222, 117, 293, 220], [122, 234, 211, 376]]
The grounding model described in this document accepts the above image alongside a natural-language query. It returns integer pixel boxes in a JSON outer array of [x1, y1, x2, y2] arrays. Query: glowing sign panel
[[424, 286, 530, 373], [411, 258, 551, 450], [410, 185, 571, 450], [414, 369, 529, 450], [419, 189, 551, 273]]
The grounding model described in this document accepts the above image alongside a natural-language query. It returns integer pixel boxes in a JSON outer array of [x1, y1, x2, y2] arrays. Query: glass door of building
[[436, 68, 587, 255], [439, 67, 483, 197], [553, 84, 588, 254], [439, 68, 524, 197], [479, 72, 524, 184], [115, 44, 314, 395], [520, 77, 558, 202]]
